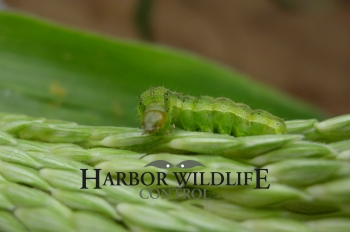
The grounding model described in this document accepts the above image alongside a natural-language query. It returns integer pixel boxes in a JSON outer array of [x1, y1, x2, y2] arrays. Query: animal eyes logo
[[144, 160, 174, 169], [138, 86, 287, 136], [144, 160, 206, 169]]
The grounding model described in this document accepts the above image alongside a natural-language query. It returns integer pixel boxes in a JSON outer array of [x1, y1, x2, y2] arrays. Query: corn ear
[[0, 112, 349, 231]]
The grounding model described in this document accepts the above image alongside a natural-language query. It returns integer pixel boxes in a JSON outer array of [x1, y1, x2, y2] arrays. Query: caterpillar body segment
[[138, 87, 287, 136], [193, 96, 215, 133]]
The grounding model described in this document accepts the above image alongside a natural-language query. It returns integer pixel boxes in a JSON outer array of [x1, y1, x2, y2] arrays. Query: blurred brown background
[[3, 0, 349, 116]]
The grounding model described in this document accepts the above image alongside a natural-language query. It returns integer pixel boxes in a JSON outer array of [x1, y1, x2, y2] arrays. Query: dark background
[[3, 0, 349, 116]]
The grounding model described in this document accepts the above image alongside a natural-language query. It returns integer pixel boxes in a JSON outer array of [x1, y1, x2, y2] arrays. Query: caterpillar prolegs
[[137, 86, 287, 136]]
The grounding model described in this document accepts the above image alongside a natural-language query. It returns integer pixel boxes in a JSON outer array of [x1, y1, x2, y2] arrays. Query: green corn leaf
[[0, 11, 325, 128]]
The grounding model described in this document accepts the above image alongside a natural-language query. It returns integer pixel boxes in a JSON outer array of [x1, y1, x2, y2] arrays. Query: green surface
[[0, 113, 350, 232], [0, 12, 325, 127]]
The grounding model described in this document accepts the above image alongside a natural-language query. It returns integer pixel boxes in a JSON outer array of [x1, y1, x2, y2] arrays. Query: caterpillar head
[[138, 87, 171, 134], [142, 110, 167, 134]]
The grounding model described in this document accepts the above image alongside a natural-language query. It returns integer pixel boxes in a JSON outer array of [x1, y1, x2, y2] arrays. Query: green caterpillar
[[137, 86, 287, 136]]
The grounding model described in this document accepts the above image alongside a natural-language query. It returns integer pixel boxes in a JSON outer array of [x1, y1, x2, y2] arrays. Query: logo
[[80, 159, 270, 200], [137, 86, 287, 136], [144, 160, 205, 169]]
